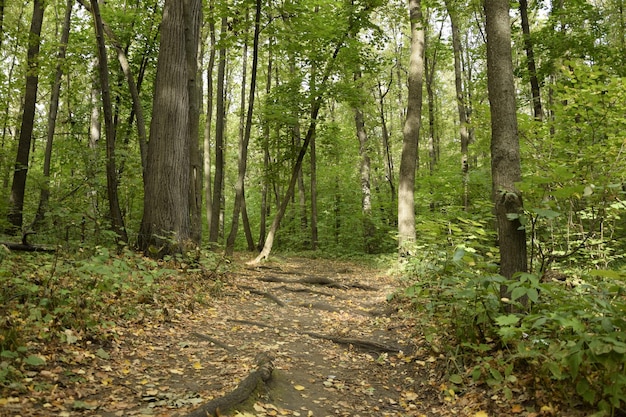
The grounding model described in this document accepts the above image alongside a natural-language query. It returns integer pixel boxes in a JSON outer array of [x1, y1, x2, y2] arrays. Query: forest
[[1, 0, 626, 415]]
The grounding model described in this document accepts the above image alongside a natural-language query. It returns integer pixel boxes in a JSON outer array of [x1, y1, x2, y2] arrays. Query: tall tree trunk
[[354, 74, 374, 253], [519, 0, 543, 121], [398, 0, 425, 251], [309, 61, 319, 251], [446, 3, 471, 210], [138, 0, 200, 256], [204, 0, 216, 240], [32, 0, 73, 231], [0, 0, 5, 50], [7, 0, 45, 233], [226, 0, 261, 256], [484, 0, 528, 301], [258, 40, 272, 250], [90, 0, 128, 243], [208, 16, 228, 244], [185, 0, 203, 246], [377, 79, 396, 210]]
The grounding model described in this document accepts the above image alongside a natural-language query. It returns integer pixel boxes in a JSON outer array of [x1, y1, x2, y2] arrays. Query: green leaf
[[495, 314, 520, 326], [95, 348, 109, 360], [532, 208, 560, 219], [24, 355, 46, 366], [449, 374, 463, 384], [511, 286, 527, 301], [527, 288, 539, 303], [0, 350, 18, 359]]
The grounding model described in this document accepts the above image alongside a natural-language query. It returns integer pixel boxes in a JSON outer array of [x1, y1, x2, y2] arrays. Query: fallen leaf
[[293, 385, 306, 391], [473, 412, 489, 417]]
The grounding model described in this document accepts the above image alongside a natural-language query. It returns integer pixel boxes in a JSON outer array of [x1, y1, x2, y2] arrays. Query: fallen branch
[[0, 242, 55, 253], [184, 352, 274, 417]]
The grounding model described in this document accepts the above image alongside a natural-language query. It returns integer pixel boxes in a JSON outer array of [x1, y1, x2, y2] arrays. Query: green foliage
[[0, 248, 224, 388], [399, 225, 626, 414]]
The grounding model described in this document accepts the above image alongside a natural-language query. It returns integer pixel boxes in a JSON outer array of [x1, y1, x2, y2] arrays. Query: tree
[[519, 0, 543, 121], [6, 0, 45, 233], [398, 0, 425, 251], [32, 0, 73, 231], [90, 0, 128, 243], [484, 0, 528, 297], [226, 0, 261, 256], [138, 0, 201, 256]]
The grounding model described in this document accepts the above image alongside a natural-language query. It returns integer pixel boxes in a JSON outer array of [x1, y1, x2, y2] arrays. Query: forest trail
[[1, 256, 498, 417]]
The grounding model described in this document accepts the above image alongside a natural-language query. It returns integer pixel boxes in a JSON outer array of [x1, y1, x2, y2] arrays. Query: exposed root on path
[[237, 284, 286, 306], [192, 332, 235, 352], [227, 319, 404, 354], [258, 274, 377, 290], [184, 352, 274, 417]]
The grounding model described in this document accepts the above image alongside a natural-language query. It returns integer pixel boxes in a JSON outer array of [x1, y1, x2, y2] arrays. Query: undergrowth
[[396, 216, 626, 417], [0, 246, 226, 390]]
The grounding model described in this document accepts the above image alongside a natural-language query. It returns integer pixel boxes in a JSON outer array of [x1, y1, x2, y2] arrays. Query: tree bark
[[138, 0, 200, 256], [6, 0, 45, 233], [484, 0, 528, 300], [398, 0, 425, 251], [32, 0, 73, 231], [226, 0, 261, 256]]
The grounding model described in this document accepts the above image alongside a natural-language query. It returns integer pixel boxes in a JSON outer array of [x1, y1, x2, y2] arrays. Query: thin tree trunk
[[0, 0, 5, 50], [519, 0, 543, 121], [377, 79, 396, 208], [32, 0, 73, 231], [209, 16, 228, 244], [354, 73, 374, 253], [485, 0, 528, 303], [309, 59, 319, 251], [251, 32, 349, 264], [90, 0, 128, 243], [446, 3, 471, 210], [226, 0, 260, 256], [398, 0, 425, 251], [77, 0, 148, 175], [258, 40, 272, 250], [204, 0, 216, 240], [185, 0, 203, 246], [7, 0, 45, 233]]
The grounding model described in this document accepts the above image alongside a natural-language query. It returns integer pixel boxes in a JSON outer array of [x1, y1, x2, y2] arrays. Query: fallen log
[[0, 242, 55, 252], [184, 352, 274, 417]]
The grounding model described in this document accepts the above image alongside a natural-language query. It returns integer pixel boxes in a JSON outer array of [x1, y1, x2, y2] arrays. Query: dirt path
[[0, 256, 491, 417]]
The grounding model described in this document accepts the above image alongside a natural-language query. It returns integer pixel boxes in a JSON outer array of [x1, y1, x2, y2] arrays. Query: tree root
[[184, 352, 274, 417], [258, 275, 377, 291], [237, 285, 286, 307], [227, 319, 403, 354], [192, 332, 235, 352]]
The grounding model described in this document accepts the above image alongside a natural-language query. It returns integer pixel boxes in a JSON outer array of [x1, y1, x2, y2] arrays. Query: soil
[[0, 255, 587, 417]]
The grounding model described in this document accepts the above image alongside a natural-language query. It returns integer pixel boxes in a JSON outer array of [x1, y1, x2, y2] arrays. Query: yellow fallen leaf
[[473, 412, 489, 417], [293, 384, 305, 391], [192, 362, 203, 370], [511, 404, 524, 413]]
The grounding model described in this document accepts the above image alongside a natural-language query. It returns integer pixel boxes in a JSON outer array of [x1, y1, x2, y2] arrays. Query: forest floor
[[1, 255, 588, 417]]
